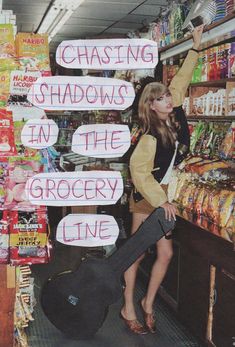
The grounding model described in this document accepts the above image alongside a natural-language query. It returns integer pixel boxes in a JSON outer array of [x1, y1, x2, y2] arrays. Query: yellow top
[[130, 50, 199, 208]]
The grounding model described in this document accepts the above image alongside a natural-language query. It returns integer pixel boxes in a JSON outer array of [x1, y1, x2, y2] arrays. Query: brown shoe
[[119, 312, 148, 335], [140, 300, 156, 334]]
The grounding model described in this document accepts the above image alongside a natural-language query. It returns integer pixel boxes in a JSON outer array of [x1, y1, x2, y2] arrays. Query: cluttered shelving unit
[[140, 11, 235, 347]]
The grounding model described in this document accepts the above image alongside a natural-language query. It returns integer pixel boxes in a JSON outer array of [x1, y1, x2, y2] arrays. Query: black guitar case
[[41, 207, 175, 339]]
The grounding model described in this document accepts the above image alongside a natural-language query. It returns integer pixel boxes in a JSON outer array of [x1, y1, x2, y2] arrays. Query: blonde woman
[[120, 26, 203, 335]]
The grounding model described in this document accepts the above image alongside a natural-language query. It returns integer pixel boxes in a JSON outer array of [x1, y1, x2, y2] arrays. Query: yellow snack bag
[[0, 70, 10, 107], [0, 24, 17, 70], [15, 33, 51, 75], [219, 191, 235, 228]]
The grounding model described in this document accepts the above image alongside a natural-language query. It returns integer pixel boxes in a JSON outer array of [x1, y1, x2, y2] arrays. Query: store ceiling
[[2, 0, 167, 51]]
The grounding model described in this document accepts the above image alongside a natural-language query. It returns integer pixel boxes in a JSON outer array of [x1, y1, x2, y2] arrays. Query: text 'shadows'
[[27, 76, 135, 111]]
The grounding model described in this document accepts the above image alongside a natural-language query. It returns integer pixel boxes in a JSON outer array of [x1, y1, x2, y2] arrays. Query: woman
[[120, 25, 204, 335]]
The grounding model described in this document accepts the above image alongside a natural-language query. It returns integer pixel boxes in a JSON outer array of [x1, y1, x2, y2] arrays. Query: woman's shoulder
[[139, 133, 157, 144]]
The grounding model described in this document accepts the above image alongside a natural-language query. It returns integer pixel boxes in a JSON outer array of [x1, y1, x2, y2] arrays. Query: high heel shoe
[[139, 300, 156, 334], [119, 311, 148, 335]]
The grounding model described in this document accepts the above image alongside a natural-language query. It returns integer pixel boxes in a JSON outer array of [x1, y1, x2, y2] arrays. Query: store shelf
[[160, 13, 235, 52], [190, 78, 235, 87], [187, 115, 235, 122], [160, 13, 235, 60]]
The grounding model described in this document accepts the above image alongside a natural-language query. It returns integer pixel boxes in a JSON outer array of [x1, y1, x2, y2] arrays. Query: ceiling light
[[37, 0, 84, 42]]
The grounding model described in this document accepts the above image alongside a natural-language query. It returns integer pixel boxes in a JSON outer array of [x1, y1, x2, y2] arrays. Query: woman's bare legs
[[121, 212, 173, 334], [121, 212, 148, 320], [141, 236, 173, 314]]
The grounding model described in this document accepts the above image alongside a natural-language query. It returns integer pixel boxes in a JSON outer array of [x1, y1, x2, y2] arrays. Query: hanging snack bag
[[15, 33, 51, 76], [9, 208, 49, 265], [0, 210, 9, 264], [0, 70, 10, 107], [0, 24, 17, 71], [4, 156, 43, 210], [0, 109, 17, 156]]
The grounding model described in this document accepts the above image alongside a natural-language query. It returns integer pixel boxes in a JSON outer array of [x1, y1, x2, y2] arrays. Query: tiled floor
[[26, 243, 204, 347]]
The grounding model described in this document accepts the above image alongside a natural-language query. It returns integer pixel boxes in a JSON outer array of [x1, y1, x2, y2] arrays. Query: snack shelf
[[159, 12, 235, 54], [190, 78, 235, 87], [187, 115, 235, 121]]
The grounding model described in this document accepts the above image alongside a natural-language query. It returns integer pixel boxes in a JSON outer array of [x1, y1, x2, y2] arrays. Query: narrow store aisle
[[26, 244, 204, 347]]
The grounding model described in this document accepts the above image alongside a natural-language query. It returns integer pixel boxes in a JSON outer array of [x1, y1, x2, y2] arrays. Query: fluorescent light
[[160, 17, 235, 61], [37, 0, 84, 42]]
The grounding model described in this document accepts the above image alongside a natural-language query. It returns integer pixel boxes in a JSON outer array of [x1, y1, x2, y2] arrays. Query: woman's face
[[150, 91, 173, 120]]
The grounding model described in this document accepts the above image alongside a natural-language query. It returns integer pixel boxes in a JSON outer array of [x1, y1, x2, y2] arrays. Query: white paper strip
[[27, 76, 135, 111], [56, 38, 158, 70], [21, 119, 59, 149], [72, 124, 130, 158], [56, 214, 119, 247], [25, 171, 123, 206], [7, 104, 46, 121]]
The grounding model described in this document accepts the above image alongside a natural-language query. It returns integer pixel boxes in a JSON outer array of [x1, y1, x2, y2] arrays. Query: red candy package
[[0, 109, 17, 156]]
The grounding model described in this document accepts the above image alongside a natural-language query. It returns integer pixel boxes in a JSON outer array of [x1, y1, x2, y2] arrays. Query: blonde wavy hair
[[138, 82, 179, 147]]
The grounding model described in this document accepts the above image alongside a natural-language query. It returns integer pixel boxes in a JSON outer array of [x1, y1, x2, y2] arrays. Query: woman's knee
[[157, 247, 173, 264]]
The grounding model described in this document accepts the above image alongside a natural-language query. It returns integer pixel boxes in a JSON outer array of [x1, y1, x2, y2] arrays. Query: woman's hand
[[192, 25, 204, 50], [161, 202, 177, 221]]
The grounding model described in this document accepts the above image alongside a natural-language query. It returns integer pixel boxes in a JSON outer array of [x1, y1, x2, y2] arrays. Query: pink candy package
[[0, 109, 17, 156], [4, 156, 43, 210]]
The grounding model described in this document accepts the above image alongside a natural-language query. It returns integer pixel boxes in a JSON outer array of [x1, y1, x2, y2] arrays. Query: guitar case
[[41, 207, 175, 339]]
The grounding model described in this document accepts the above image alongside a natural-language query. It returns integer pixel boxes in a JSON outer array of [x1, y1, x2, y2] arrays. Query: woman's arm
[[169, 25, 204, 107], [130, 135, 168, 207]]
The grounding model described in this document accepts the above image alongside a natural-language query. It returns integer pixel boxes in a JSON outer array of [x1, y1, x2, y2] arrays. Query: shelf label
[[56, 38, 158, 70], [72, 124, 130, 158], [56, 214, 119, 247], [27, 76, 135, 111], [25, 171, 123, 206], [21, 119, 59, 149]]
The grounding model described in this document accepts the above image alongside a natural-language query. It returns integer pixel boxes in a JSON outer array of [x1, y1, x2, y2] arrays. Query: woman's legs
[[121, 212, 148, 320], [141, 236, 173, 314]]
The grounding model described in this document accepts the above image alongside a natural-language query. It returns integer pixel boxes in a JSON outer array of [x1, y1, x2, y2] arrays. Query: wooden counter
[[139, 217, 235, 347]]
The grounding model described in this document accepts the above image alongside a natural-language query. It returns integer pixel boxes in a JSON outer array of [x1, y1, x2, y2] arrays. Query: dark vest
[[150, 106, 190, 183]]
